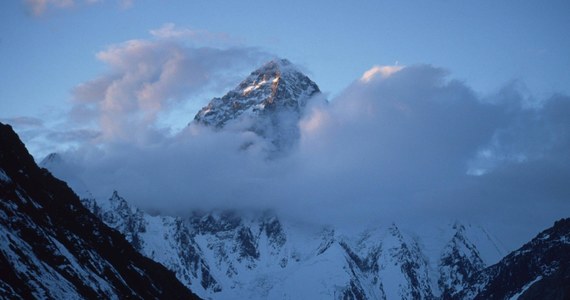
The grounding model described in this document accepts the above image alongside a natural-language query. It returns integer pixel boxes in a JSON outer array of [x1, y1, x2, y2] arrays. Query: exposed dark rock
[[0, 123, 200, 299], [454, 218, 570, 300]]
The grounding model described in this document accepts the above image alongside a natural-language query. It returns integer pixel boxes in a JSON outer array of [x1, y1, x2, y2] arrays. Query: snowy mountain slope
[[452, 218, 570, 300], [0, 123, 200, 299], [438, 223, 489, 299], [42, 147, 562, 300], [77, 191, 506, 300], [193, 58, 321, 152]]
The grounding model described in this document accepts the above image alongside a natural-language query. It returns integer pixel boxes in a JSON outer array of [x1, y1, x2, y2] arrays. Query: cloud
[[23, 0, 133, 16], [70, 28, 268, 144], [24, 0, 73, 16], [149, 23, 236, 45], [468, 92, 570, 175], [119, 0, 133, 9], [3, 121, 101, 161], [360, 65, 404, 82], [47, 64, 570, 250], [46, 128, 101, 143], [277, 66, 503, 218], [6, 24, 266, 157], [0, 116, 44, 128], [291, 67, 569, 247]]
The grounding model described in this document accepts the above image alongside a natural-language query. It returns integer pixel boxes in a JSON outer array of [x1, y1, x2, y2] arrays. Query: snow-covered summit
[[194, 59, 320, 127], [193, 59, 321, 152]]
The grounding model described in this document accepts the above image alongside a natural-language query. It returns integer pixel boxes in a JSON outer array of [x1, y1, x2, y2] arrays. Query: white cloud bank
[[46, 62, 570, 250]]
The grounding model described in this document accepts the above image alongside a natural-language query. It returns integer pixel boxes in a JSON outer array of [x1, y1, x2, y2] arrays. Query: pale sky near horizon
[[2, 0, 569, 133]]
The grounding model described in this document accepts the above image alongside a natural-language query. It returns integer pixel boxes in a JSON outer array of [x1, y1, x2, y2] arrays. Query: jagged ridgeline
[[68, 189, 570, 300], [0, 123, 201, 299]]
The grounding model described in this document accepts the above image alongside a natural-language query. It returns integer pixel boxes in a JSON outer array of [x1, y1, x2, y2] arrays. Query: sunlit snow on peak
[[241, 75, 282, 96]]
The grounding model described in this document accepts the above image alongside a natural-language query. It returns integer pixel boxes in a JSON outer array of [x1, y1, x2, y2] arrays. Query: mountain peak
[[193, 58, 321, 152], [260, 58, 294, 69], [256, 58, 294, 74], [194, 59, 319, 127]]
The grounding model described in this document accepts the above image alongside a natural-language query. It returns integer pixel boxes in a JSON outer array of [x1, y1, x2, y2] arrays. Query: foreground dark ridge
[[0, 123, 200, 299], [450, 218, 570, 300]]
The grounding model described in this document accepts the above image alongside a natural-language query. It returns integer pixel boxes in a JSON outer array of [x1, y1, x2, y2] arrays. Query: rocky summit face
[[194, 59, 321, 152]]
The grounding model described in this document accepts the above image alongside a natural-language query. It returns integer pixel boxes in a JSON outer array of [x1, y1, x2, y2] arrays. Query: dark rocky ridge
[[0, 123, 200, 299], [449, 218, 570, 300]]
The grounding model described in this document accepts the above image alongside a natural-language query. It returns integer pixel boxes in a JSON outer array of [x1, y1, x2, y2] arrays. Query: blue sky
[[2, 0, 570, 129]]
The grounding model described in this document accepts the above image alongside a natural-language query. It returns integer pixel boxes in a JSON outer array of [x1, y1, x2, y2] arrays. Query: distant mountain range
[[74, 188, 570, 300], [1, 60, 569, 299]]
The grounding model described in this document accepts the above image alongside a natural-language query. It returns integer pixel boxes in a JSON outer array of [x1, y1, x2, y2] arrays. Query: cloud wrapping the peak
[[70, 33, 267, 143], [278, 66, 501, 217], [48, 63, 570, 249]]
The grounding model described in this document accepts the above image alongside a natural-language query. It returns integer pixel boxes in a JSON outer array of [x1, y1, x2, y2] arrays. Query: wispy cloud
[[149, 23, 237, 46], [25, 0, 73, 16], [69, 26, 267, 143], [119, 0, 133, 9], [23, 0, 133, 16]]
